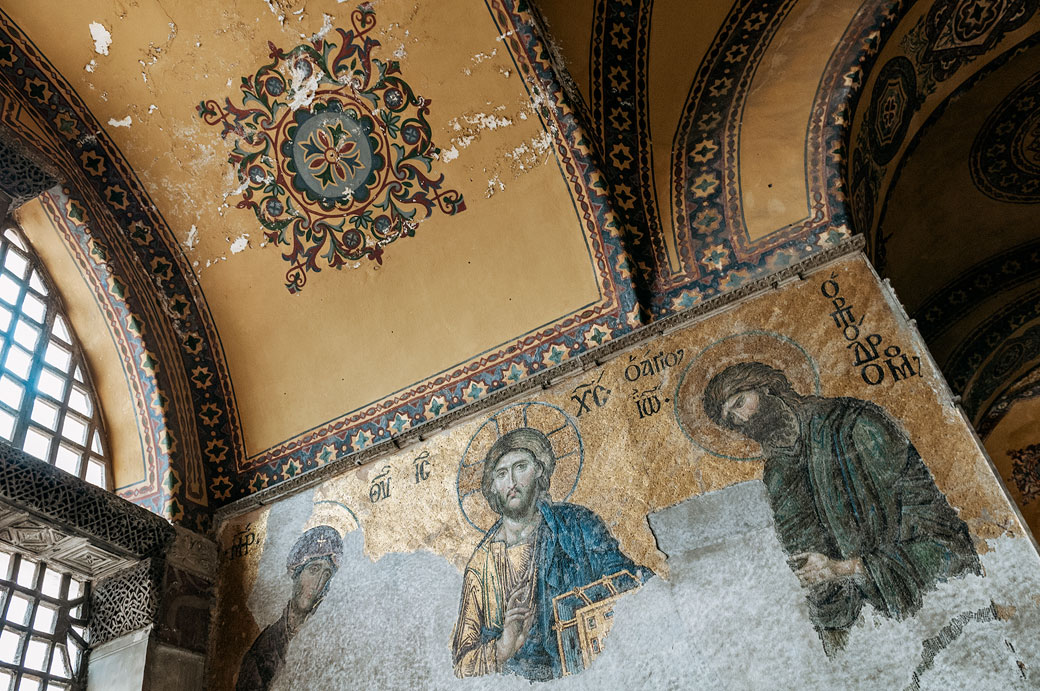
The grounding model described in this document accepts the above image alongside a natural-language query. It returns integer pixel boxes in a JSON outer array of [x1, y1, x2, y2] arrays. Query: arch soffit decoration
[[0, 0, 1011, 514], [0, 2, 648, 515], [845, 0, 1040, 270], [568, 0, 916, 316], [838, 1, 1040, 436], [0, 10, 242, 532]]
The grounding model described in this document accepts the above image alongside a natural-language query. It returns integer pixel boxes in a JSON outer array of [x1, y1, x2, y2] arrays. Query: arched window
[[0, 548, 88, 689], [0, 224, 110, 489]]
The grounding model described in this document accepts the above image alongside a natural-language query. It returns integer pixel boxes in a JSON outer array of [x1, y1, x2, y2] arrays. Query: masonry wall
[[209, 254, 1040, 689]]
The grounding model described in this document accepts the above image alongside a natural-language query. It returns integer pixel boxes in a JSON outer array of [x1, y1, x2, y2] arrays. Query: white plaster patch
[[89, 22, 112, 56], [229, 234, 250, 254], [84, 60, 96, 73], [288, 65, 321, 112], [439, 146, 459, 163], [184, 225, 199, 251], [148, 104, 158, 114], [107, 115, 132, 128], [305, 14, 334, 41], [485, 176, 505, 198], [263, 0, 286, 25]]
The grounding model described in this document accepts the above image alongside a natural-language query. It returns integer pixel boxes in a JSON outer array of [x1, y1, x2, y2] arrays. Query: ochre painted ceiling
[[4, 0, 608, 453], [1, 0, 1038, 529]]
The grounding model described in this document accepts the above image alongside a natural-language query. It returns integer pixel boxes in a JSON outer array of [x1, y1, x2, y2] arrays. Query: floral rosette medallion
[[197, 4, 465, 292]]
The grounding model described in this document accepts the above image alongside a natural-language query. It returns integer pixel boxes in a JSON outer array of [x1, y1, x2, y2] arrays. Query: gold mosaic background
[[211, 253, 1026, 688]]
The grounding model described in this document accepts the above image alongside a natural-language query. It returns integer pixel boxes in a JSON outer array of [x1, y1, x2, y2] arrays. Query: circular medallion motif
[[196, 6, 465, 292], [952, 0, 1004, 42], [867, 57, 918, 166], [277, 96, 386, 213], [971, 69, 1040, 203], [456, 401, 583, 532], [290, 109, 374, 199]]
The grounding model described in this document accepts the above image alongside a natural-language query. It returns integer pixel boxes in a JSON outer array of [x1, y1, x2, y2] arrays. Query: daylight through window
[[0, 548, 88, 690], [0, 225, 109, 489]]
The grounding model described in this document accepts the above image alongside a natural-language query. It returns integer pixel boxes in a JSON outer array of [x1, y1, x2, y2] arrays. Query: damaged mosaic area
[[211, 256, 1040, 689]]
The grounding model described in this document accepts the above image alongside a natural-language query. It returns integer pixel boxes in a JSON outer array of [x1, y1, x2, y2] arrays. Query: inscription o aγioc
[[971, 69, 1040, 204], [674, 331, 819, 461], [456, 401, 583, 532]]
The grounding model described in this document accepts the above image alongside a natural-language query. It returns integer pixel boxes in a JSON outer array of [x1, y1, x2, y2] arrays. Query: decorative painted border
[[0, 3, 645, 512], [0, 97, 184, 523], [589, 0, 660, 309], [664, 0, 896, 310], [849, 1, 1040, 269], [217, 0, 643, 496], [213, 237, 864, 524], [944, 285, 1040, 418], [36, 190, 166, 512], [916, 238, 1040, 342], [976, 361, 1040, 437], [0, 10, 243, 530], [589, 0, 896, 317], [970, 68, 1040, 204]]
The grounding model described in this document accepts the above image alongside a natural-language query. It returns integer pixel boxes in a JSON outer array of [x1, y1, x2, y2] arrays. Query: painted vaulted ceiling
[[0, 0, 1036, 530]]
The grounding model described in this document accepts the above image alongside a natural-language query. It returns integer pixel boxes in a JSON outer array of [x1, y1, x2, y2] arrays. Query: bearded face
[[721, 388, 800, 450], [490, 449, 544, 520]]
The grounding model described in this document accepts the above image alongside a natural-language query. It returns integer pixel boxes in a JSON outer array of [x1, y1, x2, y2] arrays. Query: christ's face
[[491, 449, 541, 519], [291, 559, 333, 615], [721, 388, 799, 449]]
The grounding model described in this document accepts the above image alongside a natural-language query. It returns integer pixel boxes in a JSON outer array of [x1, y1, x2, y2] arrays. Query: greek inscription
[[624, 347, 685, 382], [230, 525, 256, 560], [884, 345, 920, 382], [571, 371, 611, 417], [630, 385, 666, 420], [821, 273, 921, 386], [414, 450, 432, 484], [369, 465, 392, 503]]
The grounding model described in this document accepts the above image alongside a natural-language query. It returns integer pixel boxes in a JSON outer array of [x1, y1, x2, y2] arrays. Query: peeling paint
[[229, 234, 250, 254], [89, 22, 112, 56], [184, 225, 199, 251], [84, 60, 96, 73], [287, 63, 321, 111], [304, 14, 334, 42], [504, 130, 553, 171], [485, 175, 505, 198], [107, 115, 132, 128], [263, 0, 287, 26]]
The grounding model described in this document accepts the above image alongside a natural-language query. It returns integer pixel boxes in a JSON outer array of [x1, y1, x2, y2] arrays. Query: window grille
[[0, 548, 88, 690], [0, 225, 109, 489]]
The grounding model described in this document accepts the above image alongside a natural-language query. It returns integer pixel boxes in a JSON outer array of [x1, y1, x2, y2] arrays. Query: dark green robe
[[763, 396, 979, 650]]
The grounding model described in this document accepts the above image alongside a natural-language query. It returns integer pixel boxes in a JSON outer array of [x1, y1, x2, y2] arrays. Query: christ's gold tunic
[[452, 537, 535, 677]]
